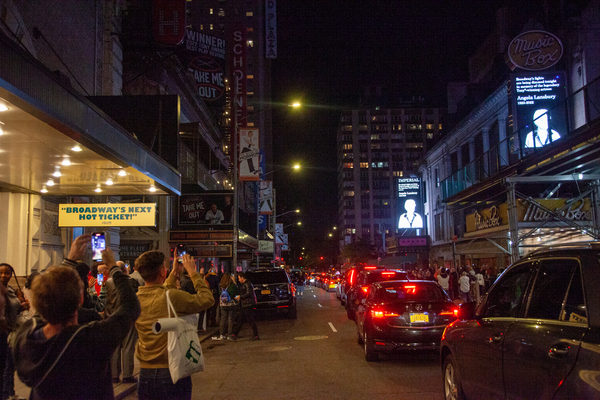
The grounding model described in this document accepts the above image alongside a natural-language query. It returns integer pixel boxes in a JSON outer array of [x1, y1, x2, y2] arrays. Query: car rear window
[[380, 283, 445, 302], [247, 270, 289, 284], [367, 271, 407, 284]]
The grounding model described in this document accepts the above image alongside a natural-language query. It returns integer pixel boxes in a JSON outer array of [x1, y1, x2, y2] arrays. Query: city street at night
[[122, 285, 442, 400]]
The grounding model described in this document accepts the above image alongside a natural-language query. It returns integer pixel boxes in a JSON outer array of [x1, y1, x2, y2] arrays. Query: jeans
[[138, 368, 192, 400], [219, 306, 238, 336], [296, 285, 304, 298]]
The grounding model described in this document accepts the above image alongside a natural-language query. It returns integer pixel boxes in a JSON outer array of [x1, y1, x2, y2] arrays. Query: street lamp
[[283, 221, 302, 229], [232, 97, 300, 271], [277, 209, 300, 219]]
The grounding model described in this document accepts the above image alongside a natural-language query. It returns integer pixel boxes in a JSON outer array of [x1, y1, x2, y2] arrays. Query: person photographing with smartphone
[[134, 249, 214, 400], [13, 234, 141, 400]]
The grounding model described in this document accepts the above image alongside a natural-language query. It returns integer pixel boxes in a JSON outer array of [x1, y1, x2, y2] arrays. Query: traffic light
[[320, 256, 324, 260], [299, 256, 302, 260]]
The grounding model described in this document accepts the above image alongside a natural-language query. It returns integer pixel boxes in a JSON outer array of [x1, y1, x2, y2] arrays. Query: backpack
[[220, 288, 231, 303]]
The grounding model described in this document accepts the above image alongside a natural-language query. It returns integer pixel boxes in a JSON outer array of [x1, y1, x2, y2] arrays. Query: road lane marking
[[318, 303, 322, 307], [313, 295, 316, 297], [328, 322, 337, 332]]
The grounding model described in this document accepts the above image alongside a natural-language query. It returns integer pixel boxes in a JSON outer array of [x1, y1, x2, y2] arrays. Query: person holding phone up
[[13, 234, 141, 400], [134, 249, 214, 400]]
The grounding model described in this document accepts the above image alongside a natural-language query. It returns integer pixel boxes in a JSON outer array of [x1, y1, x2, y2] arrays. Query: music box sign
[[59, 203, 156, 227]]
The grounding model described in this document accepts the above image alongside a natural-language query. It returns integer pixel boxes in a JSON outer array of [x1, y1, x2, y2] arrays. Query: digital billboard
[[178, 192, 234, 226], [396, 178, 423, 230], [510, 71, 567, 152]]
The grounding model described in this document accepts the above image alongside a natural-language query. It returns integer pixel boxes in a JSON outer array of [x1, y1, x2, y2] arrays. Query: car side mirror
[[457, 301, 477, 320]]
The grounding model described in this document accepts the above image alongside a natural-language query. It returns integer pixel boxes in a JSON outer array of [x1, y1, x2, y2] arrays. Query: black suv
[[246, 269, 297, 319], [345, 268, 408, 320], [441, 248, 600, 399]]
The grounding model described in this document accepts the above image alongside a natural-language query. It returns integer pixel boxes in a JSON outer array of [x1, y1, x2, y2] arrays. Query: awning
[[0, 33, 180, 196]]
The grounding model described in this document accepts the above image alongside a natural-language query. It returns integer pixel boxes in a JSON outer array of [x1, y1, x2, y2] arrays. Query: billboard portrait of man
[[398, 199, 423, 229]]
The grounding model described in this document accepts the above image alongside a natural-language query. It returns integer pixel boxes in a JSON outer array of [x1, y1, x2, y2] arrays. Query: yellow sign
[[59, 203, 156, 227]]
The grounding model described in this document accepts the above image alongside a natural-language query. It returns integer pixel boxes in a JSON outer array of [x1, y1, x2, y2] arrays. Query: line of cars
[[336, 247, 600, 399], [309, 271, 341, 292]]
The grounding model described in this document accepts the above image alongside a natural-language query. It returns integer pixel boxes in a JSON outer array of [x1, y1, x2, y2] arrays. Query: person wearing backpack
[[212, 273, 238, 341]]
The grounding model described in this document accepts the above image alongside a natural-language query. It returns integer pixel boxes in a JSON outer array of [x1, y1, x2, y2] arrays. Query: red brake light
[[381, 272, 395, 276], [404, 284, 417, 294], [365, 266, 377, 270], [349, 270, 355, 285], [371, 309, 399, 318], [361, 286, 369, 294], [440, 307, 459, 316]]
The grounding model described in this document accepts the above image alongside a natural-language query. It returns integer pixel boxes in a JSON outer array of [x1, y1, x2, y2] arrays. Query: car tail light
[[440, 306, 459, 317], [361, 286, 369, 294], [381, 272, 395, 276], [404, 284, 417, 294], [365, 266, 377, 270], [371, 309, 399, 318]]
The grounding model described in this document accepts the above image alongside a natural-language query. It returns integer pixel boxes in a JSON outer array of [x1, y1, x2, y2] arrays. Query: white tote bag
[[164, 290, 205, 383]]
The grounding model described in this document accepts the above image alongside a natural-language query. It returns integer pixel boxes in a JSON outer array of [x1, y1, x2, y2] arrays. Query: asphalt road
[[123, 285, 444, 399]]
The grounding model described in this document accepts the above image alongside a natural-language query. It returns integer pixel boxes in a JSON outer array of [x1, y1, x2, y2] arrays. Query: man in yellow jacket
[[134, 250, 214, 400]]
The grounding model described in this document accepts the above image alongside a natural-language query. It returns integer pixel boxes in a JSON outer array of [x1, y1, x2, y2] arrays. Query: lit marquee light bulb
[[106, 178, 114, 185], [118, 169, 127, 177], [40, 187, 48, 193], [62, 158, 71, 166], [46, 179, 54, 186], [149, 185, 157, 192], [53, 170, 62, 178], [71, 145, 82, 152]]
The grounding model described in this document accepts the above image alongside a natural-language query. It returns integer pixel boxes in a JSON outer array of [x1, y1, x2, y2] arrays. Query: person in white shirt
[[205, 203, 224, 224], [398, 199, 423, 229], [459, 271, 472, 303]]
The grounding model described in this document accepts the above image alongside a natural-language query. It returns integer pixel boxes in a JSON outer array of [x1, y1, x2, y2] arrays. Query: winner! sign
[[59, 203, 156, 227]]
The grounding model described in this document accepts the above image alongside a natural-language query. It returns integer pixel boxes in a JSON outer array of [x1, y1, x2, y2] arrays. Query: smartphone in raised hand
[[91, 232, 106, 262]]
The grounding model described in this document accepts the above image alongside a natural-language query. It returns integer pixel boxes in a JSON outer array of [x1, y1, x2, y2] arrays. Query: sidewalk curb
[[114, 328, 219, 400]]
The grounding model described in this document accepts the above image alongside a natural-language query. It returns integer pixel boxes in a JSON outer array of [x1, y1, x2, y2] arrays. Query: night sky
[[270, 1, 499, 257]]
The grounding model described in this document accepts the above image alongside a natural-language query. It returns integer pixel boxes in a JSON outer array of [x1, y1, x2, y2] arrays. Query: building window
[[218, 8, 225, 17], [360, 162, 368, 168], [371, 134, 380, 140], [210, 8, 214, 14], [343, 163, 354, 169], [344, 144, 352, 150], [246, 11, 253, 17], [344, 191, 355, 197], [247, 40, 254, 47], [371, 144, 380, 149], [210, 24, 213, 30]]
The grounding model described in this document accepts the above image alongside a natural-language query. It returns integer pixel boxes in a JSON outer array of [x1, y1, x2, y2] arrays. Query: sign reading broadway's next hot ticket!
[[59, 203, 156, 227]]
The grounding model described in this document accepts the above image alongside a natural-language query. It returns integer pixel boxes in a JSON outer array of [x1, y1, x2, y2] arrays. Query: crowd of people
[[407, 265, 495, 303], [0, 233, 266, 400]]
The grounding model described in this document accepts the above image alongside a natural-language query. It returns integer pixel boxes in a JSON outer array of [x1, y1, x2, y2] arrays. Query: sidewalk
[[14, 327, 219, 400]]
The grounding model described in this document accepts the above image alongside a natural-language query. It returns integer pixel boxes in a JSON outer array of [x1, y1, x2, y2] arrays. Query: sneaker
[[122, 377, 138, 384], [211, 335, 225, 341], [250, 335, 260, 341]]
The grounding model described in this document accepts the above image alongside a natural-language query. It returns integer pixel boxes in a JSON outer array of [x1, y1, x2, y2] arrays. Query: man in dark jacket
[[231, 272, 259, 341], [13, 234, 141, 400]]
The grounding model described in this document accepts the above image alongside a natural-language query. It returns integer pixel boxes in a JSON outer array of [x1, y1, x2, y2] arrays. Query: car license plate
[[410, 313, 429, 323], [261, 289, 271, 295]]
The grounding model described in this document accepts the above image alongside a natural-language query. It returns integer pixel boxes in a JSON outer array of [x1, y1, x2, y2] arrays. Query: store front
[[0, 33, 180, 276]]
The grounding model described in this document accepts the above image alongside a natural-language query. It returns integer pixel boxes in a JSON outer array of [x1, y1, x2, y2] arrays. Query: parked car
[[246, 268, 297, 319], [356, 280, 458, 361], [345, 269, 408, 320], [441, 248, 600, 400]]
